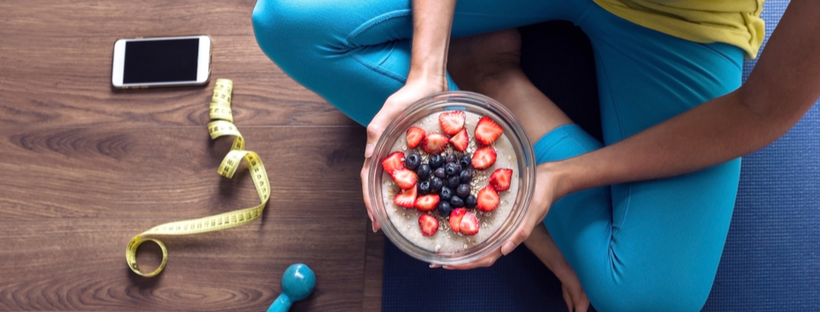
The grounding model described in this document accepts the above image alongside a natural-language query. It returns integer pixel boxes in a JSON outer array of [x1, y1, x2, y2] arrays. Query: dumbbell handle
[[266, 293, 291, 312]]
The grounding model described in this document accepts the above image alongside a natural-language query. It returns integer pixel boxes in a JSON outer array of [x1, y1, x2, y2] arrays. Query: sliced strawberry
[[422, 133, 449, 155], [476, 185, 500, 212], [381, 151, 405, 174], [449, 208, 466, 233], [450, 128, 469, 152], [418, 214, 439, 236], [415, 194, 440, 212], [438, 111, 465, 135], [489, 168, 513, 191], [393, 185, 417, 208], [391, 168, 417, 190], [405, 126, 426, 149], [474, 116, 503, 145], [471, 146, 497, 170], [460, 211, 479, 236]]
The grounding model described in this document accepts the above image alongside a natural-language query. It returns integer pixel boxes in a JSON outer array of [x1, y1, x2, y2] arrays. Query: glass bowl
[[369, 91, 536, 265]]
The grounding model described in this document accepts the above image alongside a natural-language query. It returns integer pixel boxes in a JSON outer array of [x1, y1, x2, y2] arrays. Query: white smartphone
[[112, 35, 211, 89]]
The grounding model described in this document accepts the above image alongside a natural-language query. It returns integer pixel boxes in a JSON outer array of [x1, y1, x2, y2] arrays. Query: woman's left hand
[[441, 163, 563, 270]]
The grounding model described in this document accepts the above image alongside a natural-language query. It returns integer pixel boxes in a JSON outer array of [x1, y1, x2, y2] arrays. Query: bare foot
[[525, 224, 590, 312], [447, 28, 572, 144], [448, 29, 522, 93]]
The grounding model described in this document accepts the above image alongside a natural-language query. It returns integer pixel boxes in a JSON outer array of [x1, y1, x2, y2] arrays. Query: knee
[[252, 0, 340, 69], [587, 274, 712, 312]]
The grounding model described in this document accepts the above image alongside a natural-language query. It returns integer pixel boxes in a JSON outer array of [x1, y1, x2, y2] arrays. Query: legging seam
[[350, 50, 407, 84], [700, 43, 743, 72], [344, 9, 412, 50], [588, 38, 632, 258]]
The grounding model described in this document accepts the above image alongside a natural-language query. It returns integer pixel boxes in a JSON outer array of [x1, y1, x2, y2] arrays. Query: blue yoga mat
[[382, 1, 820, 311]]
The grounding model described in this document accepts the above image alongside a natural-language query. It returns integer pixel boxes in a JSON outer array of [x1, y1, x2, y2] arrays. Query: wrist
[[407, 67, 448, 91], [537, 161, 576, 202]]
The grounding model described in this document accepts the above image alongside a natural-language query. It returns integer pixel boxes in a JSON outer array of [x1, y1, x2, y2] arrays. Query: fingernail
[[364, 144, 375, 158], [429, 264, 440, 268], [442, 265, 452, 270], [501, 241, 515, 256], [372, 224, 377, 233]]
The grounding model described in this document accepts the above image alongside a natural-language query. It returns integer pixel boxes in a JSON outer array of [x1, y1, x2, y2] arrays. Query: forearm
[[549, 0, 820, 198], [409, 0, 457, 85], [548, 91, 777, 197]]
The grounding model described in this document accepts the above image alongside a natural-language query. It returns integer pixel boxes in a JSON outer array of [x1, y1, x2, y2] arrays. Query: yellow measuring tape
[[125, 79, 271, 277]]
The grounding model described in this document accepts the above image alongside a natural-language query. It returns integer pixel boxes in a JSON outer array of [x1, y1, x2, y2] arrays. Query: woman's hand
[[362, 77, 447, 232], [441, 163, 565, 268]]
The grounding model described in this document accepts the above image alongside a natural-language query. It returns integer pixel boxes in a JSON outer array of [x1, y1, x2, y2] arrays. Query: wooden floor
[[0, 1, 384, 311]]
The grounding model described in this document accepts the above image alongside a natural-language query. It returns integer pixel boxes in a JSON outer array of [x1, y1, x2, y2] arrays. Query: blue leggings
[[253, 0, 743, 311]]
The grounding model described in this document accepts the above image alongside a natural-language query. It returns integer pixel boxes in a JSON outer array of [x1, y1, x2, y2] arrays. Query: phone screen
[[123, 38, 199, 84]]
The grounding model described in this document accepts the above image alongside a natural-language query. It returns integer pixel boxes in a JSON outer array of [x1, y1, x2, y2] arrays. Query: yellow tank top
[[593, 0, 765, 59]]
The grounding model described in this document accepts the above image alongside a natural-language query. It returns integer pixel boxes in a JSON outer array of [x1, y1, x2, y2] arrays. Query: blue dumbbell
[[266, 263, 316, 312]]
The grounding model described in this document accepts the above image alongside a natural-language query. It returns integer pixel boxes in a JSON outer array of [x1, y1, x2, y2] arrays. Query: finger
[[365, 97, 404, 158], [501, 195, 550, 255], [562, 288, 572, 312], [576, 299, 589, 312], [500, 222, 534, 256], [443, 249, 501, 270], [361, 159, 380, 232]]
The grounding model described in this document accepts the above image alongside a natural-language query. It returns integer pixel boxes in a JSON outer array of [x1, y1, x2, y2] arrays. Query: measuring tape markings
[[125, 79, 270, 277]]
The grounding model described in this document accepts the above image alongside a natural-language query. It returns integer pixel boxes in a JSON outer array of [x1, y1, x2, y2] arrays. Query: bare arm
[[363, 0, 457, 231], [549, 0, 820, 199], [406, 0, 457, 87]]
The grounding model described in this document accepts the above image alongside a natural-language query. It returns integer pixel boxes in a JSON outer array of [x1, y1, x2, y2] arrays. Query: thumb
[[364, 122, 384, 159], [501, 221, 535, 256], [365, 98, 405, 158]]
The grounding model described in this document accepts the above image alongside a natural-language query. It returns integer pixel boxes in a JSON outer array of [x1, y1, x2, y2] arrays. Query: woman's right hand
[[362, 77, 447, 232]]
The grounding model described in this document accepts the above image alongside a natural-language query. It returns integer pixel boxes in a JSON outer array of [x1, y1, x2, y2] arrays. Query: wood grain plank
[[0, 35, 354, 127], [0, 0, 384, 310], [362, 227, 385, 312], [0, 0, 258, 37], [0, 126, 367, 220], [0, 218, 366, 311]]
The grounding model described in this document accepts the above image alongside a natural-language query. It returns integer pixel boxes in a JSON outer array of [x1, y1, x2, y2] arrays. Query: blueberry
[[459, 155, 472, 169], [450, 196, 464, 208], [456, 184, 471, 198], [459, 169, 473, 183], [429, 154, 444, 169], [405, 153, 421, 171], [465, 195, 477, 209], [418, 180, 431, 195], [434, 167, 447, 179], [436, 201, 453, 218], [440, 186, 453, 201], [444, 162, 460, 176], [447, 176, 461, 189], [445, 153, 458, 164], [430, 177, 443, 193], [417, 164, 431, 181]]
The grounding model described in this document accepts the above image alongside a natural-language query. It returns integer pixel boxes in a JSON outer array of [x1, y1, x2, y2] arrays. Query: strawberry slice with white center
[[438, 110, 465, 135], [471, 146, 497, 170], [406, 126, 426, 149], [450, 128, 469, 152], [474, 116, 503, 145], [414, 194, 440, 212], [422, 133, 450, 155], [381, 151, 405, 174], [476, 185, 500, 212], [488, 168, 513, 191], [391, 168, 417, 190], [460, 211, 479, 236], [418, 214, 439, 236], [449, 208, 466, 233], [393, 184, 417, 208]]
